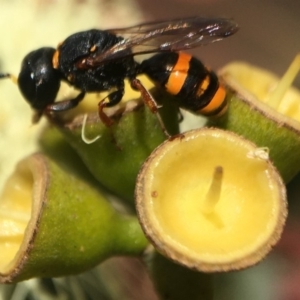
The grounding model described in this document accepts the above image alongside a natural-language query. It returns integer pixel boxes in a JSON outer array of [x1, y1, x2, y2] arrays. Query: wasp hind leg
[[130, 78, 171, 138]]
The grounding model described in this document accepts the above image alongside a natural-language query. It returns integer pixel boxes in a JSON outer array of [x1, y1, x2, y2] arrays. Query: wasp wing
[[86, 17, 238, 65]]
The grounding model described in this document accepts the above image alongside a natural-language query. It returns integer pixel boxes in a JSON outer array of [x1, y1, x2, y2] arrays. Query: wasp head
[[18, 47, 61, 114]]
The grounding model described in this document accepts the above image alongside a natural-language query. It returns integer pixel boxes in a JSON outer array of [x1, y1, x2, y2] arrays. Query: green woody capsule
[[55, 95, 179, 204], [211, 57, 300, 182], [0, 153, 147, 283]]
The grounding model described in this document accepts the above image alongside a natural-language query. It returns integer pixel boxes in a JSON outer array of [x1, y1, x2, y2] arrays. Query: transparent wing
[[85, 17, 238, 66]]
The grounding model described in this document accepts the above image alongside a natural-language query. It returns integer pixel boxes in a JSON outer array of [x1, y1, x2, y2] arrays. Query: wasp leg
[[32, 92, 86, 124], [43, 91, 85, 123], [45, 91, 86, 113], [130, 78, 170, 138], [98, 88, 124, 126]]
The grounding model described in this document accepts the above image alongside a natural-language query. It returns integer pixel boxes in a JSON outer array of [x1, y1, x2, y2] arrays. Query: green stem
[[112, 214, 148, 256], [144, 251, 214, 300]]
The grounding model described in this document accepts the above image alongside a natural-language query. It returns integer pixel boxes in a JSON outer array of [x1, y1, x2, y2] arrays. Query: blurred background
[[0, 0, 299, 299]]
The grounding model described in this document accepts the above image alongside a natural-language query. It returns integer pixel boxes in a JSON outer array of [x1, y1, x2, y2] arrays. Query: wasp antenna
[[0, 73, 18, 84], [10, 74, 18, 84], [0, 73, 10, 79], [81, 114, 101, 144]]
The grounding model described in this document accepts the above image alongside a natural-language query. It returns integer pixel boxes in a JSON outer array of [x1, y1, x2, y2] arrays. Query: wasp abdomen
[[141, 52, 227, 117]]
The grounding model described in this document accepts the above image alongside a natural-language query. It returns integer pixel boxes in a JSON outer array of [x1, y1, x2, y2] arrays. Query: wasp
[[0, 17, 238, 136]]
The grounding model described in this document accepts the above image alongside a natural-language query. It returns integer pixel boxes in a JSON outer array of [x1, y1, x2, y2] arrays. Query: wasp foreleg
[[98, 87, 125, 127], [45, 91, 86, 113]]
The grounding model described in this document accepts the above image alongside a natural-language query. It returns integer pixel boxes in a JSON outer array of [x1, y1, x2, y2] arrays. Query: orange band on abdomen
[[165, 53, 191, 95], [198, 85, 226, 115], [196, 75, 210, 97]]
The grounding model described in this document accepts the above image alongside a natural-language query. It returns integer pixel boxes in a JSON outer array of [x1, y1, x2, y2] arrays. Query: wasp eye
[[18, 47, 61, 111]]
